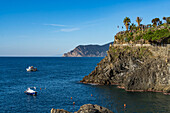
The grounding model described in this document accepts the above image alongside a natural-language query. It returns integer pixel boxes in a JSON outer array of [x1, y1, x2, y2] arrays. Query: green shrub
[[130, 32, 133, 36], [136, 35, 141, 40], [142, 29, 170, 41], [127, 37, 133, 42]]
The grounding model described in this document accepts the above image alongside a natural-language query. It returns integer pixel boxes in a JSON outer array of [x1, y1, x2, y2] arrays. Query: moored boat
[[26, 66, 37, 72], [24, 87, 37, 96]]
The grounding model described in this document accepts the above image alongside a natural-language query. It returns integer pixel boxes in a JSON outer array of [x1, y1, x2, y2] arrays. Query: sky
[[0, 0, 170, 56]]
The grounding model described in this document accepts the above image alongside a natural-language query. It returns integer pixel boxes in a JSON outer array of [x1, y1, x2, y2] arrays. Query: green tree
[[163, 17, 170, 24], [163, 17, 166, 23], [167, 17, 170, 24], [123, 17, 131, 31], [147, 24, 152, 28], [136, 17, 142, 26], [130, 23, 136, 30], [152, 18, 160, 26], [159, 21, 162, 25]]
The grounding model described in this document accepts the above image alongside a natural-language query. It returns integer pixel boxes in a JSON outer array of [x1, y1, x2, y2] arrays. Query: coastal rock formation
[[80, 44, 170, 94], [51, 109, 71, 113], [51, 104, 113, 113], [63, 42, 113, 57]]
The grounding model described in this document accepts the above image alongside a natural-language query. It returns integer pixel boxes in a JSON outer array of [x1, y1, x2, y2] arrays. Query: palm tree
[[152, 19, 156, 26], [123, 17, 131, 31], [163, 17, 166, 23], [147, 24, 152, 28], [159, 21, 162, 25], [130, 23, 136, 30], [167, 17, 170, 24], [152, 18, 160, 26], [136, 17, 142, 26]]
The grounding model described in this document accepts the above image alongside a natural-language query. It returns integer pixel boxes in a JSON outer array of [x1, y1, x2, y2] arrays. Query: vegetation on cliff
[[115, 16, 170, 44]]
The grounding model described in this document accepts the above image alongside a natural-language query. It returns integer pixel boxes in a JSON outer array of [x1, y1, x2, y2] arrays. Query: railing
[[112, 43, 170, 47]]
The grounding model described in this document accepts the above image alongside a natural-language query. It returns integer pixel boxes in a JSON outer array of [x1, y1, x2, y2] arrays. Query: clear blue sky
[[0, 0, 169, 56]]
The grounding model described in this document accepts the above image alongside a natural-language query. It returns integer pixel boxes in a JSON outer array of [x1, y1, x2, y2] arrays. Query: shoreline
[[80, 81, 170, 95]]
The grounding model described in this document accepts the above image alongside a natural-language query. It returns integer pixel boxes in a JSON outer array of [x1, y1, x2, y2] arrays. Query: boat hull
[[25, 92, 37, 96], [26, 68, 37, 72]]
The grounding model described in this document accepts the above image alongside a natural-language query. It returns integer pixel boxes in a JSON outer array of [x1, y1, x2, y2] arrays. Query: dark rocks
[[51, 104, 114, 113], [80, 45, 170, 94], [51, 108, 71, 113]]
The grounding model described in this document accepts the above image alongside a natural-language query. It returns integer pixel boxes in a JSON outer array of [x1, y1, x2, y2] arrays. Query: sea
[[0, 57, 169, 113]]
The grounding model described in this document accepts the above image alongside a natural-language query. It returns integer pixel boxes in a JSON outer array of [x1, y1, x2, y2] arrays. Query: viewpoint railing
[[112, 43, 170, 47]]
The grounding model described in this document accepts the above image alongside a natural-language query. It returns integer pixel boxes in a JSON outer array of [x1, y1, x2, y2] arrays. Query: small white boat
[[24, 87, 37, 96], [26, 66, 37, 72]]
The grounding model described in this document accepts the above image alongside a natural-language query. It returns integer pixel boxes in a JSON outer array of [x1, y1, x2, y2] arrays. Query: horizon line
[[0, 55, 62, 57]]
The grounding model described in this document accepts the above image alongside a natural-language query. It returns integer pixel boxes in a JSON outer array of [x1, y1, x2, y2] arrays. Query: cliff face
[[63, 42, 113, 57], [80, 44, 170, 94]]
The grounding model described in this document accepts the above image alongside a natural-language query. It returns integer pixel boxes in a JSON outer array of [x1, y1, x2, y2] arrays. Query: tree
[[163, 17, 166, 23], [159, 21, 162, 25], [152, 18, 160, 26], [163, 17, 166, 20], [147, 24, 152, 28], [130, 23, 136, 30], [123, 17, 131, 31], [136, 17, 142, 26], [163, 17, 170, 24], [167, 17, 170, 24]]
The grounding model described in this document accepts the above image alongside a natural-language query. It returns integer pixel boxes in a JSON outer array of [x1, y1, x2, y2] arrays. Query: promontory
[[63, 42, 113, 57], [80, 17, 170, 94]]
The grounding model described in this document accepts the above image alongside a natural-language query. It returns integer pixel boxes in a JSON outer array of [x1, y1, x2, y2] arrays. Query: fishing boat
[[24, 87, 37, 96], [26, 66, 37, 72]]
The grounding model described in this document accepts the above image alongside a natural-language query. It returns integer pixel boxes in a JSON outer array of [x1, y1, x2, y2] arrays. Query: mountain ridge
[[63, 42, 113, 57]]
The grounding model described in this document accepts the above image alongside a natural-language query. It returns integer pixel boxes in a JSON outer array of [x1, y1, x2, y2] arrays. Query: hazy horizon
[[0, 0, 170, 56]]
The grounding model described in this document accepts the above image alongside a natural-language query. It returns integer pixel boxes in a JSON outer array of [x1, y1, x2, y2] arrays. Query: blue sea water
[[0, 57, 169, 113]]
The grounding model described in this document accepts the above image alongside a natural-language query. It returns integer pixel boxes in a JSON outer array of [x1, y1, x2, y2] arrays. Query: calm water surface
[[0, 57, 169, 113]]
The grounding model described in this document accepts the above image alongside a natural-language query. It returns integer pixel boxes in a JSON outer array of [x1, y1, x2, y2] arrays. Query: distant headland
[[63, 42, 113, 57]]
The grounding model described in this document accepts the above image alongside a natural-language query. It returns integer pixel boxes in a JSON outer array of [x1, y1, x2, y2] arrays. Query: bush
[[142, 29, 170, 41], [130, 32, 133, 36], [136, 35, 141, 40]]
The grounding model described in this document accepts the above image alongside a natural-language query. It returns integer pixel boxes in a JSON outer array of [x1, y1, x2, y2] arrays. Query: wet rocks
[[51, 104, 113, 113], [51, 108, 71, 113]]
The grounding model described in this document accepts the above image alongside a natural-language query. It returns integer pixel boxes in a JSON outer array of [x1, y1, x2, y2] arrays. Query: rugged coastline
[[80, 19, 170, 94], [80, 44, 170, 94]]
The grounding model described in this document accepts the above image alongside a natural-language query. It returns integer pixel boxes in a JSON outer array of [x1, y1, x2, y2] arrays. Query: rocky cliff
[[63, 42, 113, 57], [80, 44, 170, 94], [51, 104, 113, 113]]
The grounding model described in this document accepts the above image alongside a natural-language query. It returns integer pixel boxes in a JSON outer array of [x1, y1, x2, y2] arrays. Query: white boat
[[24, 87, 37, 96], [26, 66, 37, 72]]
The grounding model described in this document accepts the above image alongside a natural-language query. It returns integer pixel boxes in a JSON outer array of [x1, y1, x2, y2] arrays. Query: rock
[[51, 104, 113, 113], [51, 108, 71, 113], [76, 104, 113, 113], [80, 45, 170, 94]]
